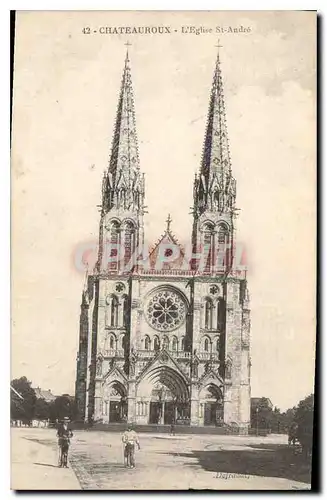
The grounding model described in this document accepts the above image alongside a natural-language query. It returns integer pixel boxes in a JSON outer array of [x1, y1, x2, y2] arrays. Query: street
[[11, 427, 311, 490]]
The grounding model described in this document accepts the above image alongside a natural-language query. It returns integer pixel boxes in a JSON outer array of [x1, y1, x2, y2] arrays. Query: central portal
[[148, 385, 190, 424], [137, 366, 190, 425]]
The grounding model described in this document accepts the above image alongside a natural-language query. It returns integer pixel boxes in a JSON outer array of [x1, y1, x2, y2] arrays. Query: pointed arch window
[[121, 188, 126, 209], [218, 224, 228, 244], [124, 221, 136, 271], [218, 224, 229, 269], [162, 336, 169, 350], [104, 334, 109, 351], [109, 334, 115, 350], [110, 295, 119, 327], [108, 221, 120, 271], [144, 335, 151, 351], [154, 336, 160, 351], [217, 298, 225, 330], [122, 335, 126, 350], [172, 336, 178, 351], [204, 337, 210, 352], [202, 222, 215, 273], [205, 298, 213, 330], [181, 337, 185, 351], [122, 295, 129, 327]]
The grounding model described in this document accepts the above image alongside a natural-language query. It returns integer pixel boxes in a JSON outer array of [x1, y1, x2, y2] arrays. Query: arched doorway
[[104, 381, 128, 423], [137, 366, 190, 425], [200, 384, 224, 427]]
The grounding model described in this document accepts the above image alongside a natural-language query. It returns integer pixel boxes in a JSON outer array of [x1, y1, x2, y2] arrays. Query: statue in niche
[[204, 361, 213, 374], [191, 359, 199, 378], [130, 348, 137, 377], [214, 190, 219, 211], [226, 361, 232, 379], [96, 357, 103, 376]]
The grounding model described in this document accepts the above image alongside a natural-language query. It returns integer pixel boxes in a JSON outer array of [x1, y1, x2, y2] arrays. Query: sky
[[12, 11, 316, 411]]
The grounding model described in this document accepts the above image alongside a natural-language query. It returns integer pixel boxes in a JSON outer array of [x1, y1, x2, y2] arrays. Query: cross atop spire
[[124, 41, 132, 59], [215, 38, 223, 51], [166, 213, 172, 232]]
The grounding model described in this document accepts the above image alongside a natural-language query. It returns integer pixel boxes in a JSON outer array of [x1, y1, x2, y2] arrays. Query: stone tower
[[190, 49, 251, 430]]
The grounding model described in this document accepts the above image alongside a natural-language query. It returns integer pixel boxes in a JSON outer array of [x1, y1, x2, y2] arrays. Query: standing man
[[56, 417, 73, 467], [122, 424, 140, 469], [170, 419, 176, 436], [288, 422, 298, 446]]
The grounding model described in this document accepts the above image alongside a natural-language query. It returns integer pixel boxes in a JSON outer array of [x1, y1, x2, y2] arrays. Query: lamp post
[[256, 407, 259, 437]]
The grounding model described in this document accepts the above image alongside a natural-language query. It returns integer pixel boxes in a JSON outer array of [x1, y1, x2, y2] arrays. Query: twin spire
[[201, 49, 232, 181], [109, 50, 140, 181], [101, 50, 144, 215], [102, 46, 236, 219], [194, 49, 236, 217]]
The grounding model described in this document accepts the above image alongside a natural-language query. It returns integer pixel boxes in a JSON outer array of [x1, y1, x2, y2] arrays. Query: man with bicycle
[[56, 417, 73, 468]]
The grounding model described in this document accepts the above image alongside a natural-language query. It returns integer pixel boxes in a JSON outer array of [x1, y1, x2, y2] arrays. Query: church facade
[[75, 49, 251, 431]]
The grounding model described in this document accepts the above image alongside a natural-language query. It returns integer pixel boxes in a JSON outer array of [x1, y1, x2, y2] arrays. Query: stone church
[[75, 48, 251, 431]]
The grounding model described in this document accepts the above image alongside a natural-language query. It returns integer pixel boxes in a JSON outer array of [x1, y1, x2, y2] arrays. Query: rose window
[[145, 289, 186, 331]]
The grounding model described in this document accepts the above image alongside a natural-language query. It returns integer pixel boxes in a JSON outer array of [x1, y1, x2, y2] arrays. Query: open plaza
[[11, 427, 311, 490]]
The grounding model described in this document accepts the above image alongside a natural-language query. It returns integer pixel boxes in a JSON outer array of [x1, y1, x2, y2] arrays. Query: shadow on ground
[[24, 437, 55, 448], [162, 444, 311, 485], [33, 462, 59, 468]]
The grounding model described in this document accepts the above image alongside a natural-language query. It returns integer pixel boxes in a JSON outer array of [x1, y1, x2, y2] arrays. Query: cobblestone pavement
[[68, 431, 311, 490], [12, 428, 311, 490]]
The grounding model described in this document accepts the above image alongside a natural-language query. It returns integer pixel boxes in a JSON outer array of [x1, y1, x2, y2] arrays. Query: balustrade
[[197, 351, 220, 361], [102, 349, 125, 358], [137, 349, 191, 359], [101, 348, 218, 361]]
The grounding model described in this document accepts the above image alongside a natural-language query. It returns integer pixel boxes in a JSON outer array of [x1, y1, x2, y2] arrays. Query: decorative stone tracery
[[145, 288, 186, 332]]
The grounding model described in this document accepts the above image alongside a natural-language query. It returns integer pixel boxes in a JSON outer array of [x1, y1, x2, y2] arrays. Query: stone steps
[[72, 422, 243, 435]]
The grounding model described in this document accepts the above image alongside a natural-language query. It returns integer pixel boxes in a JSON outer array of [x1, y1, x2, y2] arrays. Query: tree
[[11, 377, 36, 423], [49, 394, 77, 422], [294, 394, 314, 457], [34, 398, 50, 420], [251, 398, 273, 432]]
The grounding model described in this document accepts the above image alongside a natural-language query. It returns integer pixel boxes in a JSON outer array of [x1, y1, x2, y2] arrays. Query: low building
[[251, 397, 273, 410], [34, 387, 57, 403]]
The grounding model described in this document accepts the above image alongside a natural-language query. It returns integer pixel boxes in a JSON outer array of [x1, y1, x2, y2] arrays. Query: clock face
[[145, 288, 186, 332]]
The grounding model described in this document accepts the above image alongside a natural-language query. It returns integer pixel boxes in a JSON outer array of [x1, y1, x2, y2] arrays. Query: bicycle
[[58, 436, 70, 468]]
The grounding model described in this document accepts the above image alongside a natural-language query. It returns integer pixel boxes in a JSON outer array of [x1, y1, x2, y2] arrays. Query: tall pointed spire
[[194, 45, 236, 216], [109, 49, 140, 181], [102, 49, 145, 215], [202, 47, 231, 179]]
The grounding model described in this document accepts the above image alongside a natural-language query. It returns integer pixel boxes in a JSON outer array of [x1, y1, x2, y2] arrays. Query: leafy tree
[[49, 394, 77, 422], [251, 398, 273, 432], [294, 394, 314, 456], [11, 377, 36, 423], [34, 398, 50, 420]]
